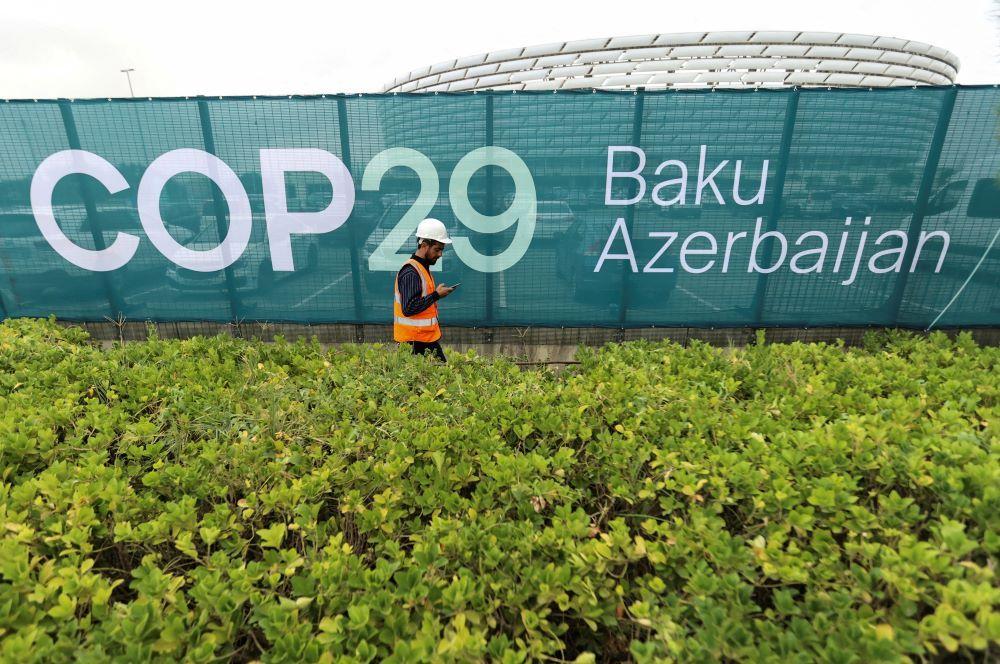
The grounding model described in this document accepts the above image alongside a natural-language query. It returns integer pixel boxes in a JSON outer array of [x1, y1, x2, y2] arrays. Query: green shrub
[[0, 318, 996, 662]]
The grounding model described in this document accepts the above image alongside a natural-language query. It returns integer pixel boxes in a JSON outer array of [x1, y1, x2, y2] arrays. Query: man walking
[[393, 218, 457, 361]]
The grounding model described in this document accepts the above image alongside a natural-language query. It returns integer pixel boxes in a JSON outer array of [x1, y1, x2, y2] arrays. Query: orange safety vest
[[393, 258, 441, 343]]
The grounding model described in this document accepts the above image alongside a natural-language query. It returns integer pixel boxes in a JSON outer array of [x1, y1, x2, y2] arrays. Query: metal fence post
[[336, 96, 365, 326], [618, 88, 645, 327], [484, 93, 495, 326], [58, 100, 125, 318], [887, 87, 958, 323], [0, 285, 9, 319], [751, 88, 800, 325], [197, 100, 242, 323]]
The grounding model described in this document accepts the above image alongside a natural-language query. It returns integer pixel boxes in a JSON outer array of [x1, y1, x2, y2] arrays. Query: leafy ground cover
[[0, 318, 997, 662]]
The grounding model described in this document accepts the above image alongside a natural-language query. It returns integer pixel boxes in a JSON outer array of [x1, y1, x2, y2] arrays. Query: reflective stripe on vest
[[395, 316, 439, 327]]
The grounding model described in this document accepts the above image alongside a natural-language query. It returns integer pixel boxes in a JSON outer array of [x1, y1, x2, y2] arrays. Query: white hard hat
[[414, 217, 452, 244]]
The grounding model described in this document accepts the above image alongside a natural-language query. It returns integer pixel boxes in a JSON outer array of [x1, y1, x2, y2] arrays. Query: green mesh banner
[[0, 87, 998, 328]]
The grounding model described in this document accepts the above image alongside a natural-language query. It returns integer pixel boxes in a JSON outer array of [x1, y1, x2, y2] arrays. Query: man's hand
[[435, 284, 456, 299]]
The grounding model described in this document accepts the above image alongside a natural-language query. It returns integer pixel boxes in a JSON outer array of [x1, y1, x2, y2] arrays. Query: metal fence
[[1, 87, 998, 330]]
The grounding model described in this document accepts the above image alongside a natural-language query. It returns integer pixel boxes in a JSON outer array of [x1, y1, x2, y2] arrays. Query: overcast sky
[[2, 0, 998, 99]]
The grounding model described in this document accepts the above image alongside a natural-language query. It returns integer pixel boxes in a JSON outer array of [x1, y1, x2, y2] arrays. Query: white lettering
[[841, 217, 871, 286], [260, 148, 355, 271], [722, 231, 748, 273], [868, 230, 908, 274], [732, 159, 768, 206], [911, 230, 950, 273], [594, 217, 638, 272], [138, 149, 252, 272], [679, 231, 717, 273], [651, 160, 687, 207], [832, 218, 853, 273], [789, 230, 829, 274], [695, 145, 728, 206], [643, 231, 677, 272], [30, 150, 139, 271], [748, 217, 787, 274], [605, 146, 646, 206]]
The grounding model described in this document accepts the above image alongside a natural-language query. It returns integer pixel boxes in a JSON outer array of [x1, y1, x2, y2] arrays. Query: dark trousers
[[408, 340, 446, 362]]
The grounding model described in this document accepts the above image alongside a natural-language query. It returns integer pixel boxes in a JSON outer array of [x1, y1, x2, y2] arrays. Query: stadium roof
[[384, 31, 960, 92]]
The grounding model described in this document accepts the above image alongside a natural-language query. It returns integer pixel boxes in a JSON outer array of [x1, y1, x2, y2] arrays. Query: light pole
[[120, 68, 135, 97]]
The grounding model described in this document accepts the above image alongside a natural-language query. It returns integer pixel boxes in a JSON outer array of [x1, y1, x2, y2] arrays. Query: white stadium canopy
[[383, 31, 959, 92]]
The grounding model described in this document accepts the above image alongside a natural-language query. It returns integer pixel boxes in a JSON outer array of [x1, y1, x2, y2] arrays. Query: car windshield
[[537, 201, 570, 214]]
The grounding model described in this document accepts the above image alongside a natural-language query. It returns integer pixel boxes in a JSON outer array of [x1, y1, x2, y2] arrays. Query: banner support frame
[[618, 88, 645, 327], [751, 88, 800, 325], [57, 100, 126, 320], [484, 94, 496, 327], [336, 96, 365, 329], [887, 87, 958, 323], [0, 284, 9, 319], [196, 100, 243, 325]]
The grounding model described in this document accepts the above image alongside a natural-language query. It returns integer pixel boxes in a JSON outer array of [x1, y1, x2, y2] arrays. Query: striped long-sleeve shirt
[[396, 254, 440, 317]]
